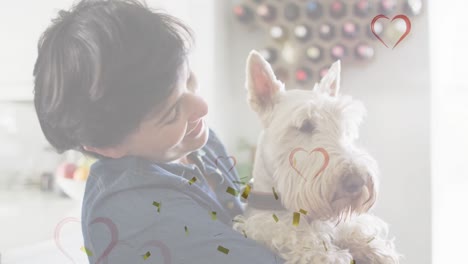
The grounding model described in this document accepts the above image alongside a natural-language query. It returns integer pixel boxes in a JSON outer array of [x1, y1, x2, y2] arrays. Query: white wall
[[429, 1, 468, 263], [215, 1, 432, 263]]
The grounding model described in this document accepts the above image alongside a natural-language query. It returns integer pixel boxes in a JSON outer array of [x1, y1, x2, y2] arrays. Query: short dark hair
[[33, 0, 194, 159]]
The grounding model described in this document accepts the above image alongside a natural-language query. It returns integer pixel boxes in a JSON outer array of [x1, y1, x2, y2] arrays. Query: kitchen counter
[[0, 185, 83, 263]]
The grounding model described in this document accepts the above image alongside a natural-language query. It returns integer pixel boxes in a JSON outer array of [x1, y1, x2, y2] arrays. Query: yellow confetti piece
[[322, 240, 328, 252], [211, 211, 217, 220], [299, 209, 307, 215], [143, 251, 151, 260], [351, 260, 356, 264], [152, 201, 161, 213], [241, 185, 251, 199], [80, 246, 93, 256], [217, 245, 230, 254], [272, 187, 279, 200], [272, 214, 279, 222], [185, 226, 189, 236], [188, 177, 197, 185], [292, 212, 300, 226], [226, 186, 239, 196], [293, 157, 297, 167]]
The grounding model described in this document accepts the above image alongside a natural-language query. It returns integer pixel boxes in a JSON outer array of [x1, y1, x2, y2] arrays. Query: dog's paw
[[333, 215, 401, 264], [346, 237, 401, 264], [302, 250, 354, 264]]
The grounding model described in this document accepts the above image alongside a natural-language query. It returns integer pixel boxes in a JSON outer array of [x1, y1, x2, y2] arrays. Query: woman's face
[[87, 60, 210, 163]]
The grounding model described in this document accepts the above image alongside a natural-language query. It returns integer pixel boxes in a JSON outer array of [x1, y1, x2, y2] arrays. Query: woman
[[33, 0, 283, 263]]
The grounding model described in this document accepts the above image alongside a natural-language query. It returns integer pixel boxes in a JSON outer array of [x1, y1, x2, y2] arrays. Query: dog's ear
[[245, 50, 284, 114], [315, 60, 341, 97]]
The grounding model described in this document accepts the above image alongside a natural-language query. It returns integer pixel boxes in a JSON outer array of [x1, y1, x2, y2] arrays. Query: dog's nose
[[342, 173, 365, 193]]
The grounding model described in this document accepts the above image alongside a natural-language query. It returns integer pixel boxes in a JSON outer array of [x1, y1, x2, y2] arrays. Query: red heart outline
[[288, 147, 330, 181], [54, 217, 119, 264], [215, 156, 237, 172], [371, 14, 412, 49]]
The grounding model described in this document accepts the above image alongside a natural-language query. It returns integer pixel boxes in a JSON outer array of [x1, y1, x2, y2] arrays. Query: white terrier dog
[[233, 51, 401, 264]]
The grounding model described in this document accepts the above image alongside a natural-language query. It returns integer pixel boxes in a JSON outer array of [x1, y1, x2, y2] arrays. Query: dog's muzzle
[[342, 172, 366, 193]]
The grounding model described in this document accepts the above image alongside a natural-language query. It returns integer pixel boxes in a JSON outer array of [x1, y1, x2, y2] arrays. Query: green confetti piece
[[217, 245, 230, 255], [367, 237, 375, 244], [322, 240, 328, 252], [211, 211, 217, 220], [188, 177, 197, 185], [272, 214, 279, 223], [351, 260, 356, 264], [233, 180, 247, 185], [272, 187, 279, 200], [232, 219, 244, 224], [241, 185, 251, 199], [226, 186, 239, 196], [143, 251, 151, 260], [299, 209, 308, 215], [152, 201, 161, 213], [292, 212, 300, 226], [242, 230, 247, 238], [185, 226, 189, 236], [80, 246, 93, 256]]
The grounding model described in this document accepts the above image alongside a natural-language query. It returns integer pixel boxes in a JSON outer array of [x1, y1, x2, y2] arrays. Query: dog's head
[[245, 50, 378, 221]]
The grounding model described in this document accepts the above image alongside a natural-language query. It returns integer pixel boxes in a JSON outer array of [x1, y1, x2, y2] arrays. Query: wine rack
[[233, 0, 423, 88]]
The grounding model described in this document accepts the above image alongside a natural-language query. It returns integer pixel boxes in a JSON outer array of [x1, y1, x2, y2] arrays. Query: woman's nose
[[186, 94, 209, 123]]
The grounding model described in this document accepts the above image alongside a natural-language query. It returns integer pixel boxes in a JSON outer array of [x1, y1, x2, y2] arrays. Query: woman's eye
[[299, 120, 315, 133], [166, 106, 180, 124]]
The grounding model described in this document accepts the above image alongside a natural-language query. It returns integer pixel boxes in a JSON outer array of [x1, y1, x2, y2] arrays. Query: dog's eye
[[299, 120, 315, 133]]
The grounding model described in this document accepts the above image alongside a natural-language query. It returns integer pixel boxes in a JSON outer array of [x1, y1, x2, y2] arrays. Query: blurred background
[[0, 0, 466, 263]]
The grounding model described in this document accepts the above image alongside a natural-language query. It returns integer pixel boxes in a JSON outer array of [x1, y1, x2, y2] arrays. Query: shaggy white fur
[[233, 50, 401, 264]]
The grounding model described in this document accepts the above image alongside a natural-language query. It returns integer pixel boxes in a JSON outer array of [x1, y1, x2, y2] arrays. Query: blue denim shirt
[[81, 128, 284, 263]]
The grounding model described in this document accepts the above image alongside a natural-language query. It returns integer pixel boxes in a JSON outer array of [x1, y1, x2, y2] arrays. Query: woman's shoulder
[[206, 127, 227, 151]]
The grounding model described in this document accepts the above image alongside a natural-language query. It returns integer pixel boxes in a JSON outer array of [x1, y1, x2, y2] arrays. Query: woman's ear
[[187, 71, 199, 94]]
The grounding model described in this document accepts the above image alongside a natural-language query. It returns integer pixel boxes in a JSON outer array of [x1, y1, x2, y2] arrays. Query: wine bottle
[[319, 67, 329, 79], [284, 2, 300, 22], [296, 67, 312, 83], [379, 0, 396, 15], [331, 44, 347, 60], [259, 47, 278, 64], [306, 45, 323, 62], [270, 25, 288, 42], [355, 43, 375, 60], [319, 23, 335, 40], [294, 24, 312, 42], [330, 0, 346, 18], [306, 1, 323, 20], [342, 21, 359, 39], [354, 0, 371, 17], [405, 0, 422, 16], [367, 20, 383, 39], [233, 5, 254, 23], [257, 4, 277, 22]]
